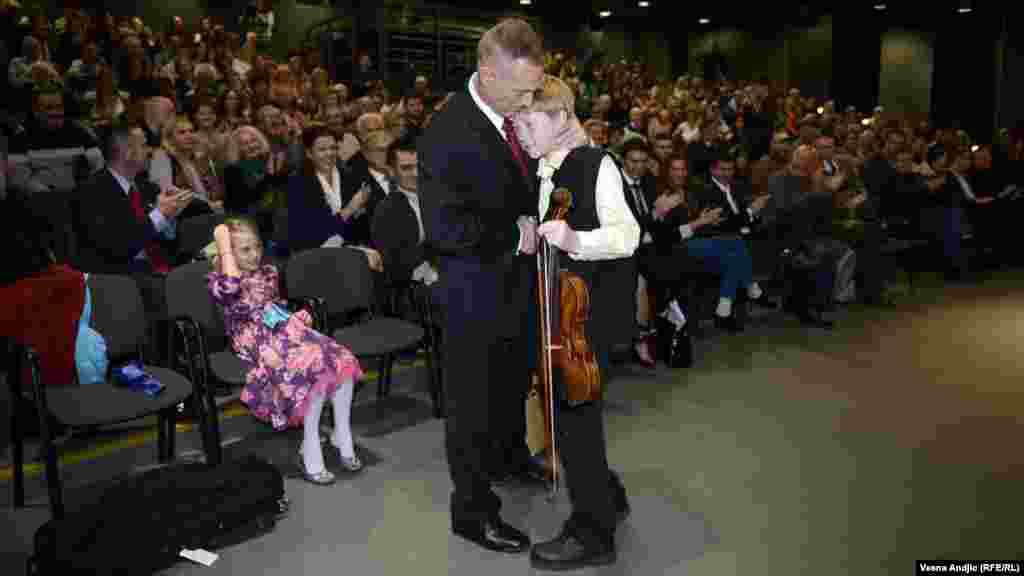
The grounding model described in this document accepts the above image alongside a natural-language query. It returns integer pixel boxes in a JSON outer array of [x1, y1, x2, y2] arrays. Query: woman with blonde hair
[[222, 125, 276, 215], [512, 74, 637, 570], [150, 115, 221, 213]]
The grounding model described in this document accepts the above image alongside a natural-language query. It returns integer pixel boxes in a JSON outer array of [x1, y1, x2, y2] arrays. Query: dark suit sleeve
[[75, 177, 153, 266], [418, 139, 522, 259], [371, 196, 426, 286]]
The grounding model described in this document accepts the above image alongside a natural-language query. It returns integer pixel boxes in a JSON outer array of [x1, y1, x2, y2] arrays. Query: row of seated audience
[[2, 6, 1023, 382]]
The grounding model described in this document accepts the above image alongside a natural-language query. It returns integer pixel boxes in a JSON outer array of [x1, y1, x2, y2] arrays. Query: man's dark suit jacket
[[371, 189, 432, 288], [418, 90, 538, 337], [693, 177, 757, 238], [73, 169, 175, 274], [339, 151, 386, 247], [286, 163, 353, 255]]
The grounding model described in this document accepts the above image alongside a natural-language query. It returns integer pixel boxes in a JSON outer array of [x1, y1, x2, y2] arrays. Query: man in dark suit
[[371, 134, 436, 288], [339, 127, 391, 246], [695, 153, 771, 239], [74, 122, 192, 362], [418, 18, 545, 556]]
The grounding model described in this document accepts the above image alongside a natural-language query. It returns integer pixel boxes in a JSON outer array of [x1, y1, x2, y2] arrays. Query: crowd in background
[[1, 2, 1023, 370]]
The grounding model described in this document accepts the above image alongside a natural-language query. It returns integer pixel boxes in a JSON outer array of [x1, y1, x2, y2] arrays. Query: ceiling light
[[958, 0, 972, 12], [699, 17, 710, 24], [958, 7, 972, 12], [599, 10, 612, 17], [520, 0, 531, 4], [874, 3, 886, 9], [638, 0, 651, 6]]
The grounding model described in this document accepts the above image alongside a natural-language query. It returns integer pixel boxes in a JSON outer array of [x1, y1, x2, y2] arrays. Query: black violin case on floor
[[26, 454, 289, 575]]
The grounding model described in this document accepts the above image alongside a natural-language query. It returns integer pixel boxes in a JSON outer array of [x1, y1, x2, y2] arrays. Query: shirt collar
[[468, 72, 506, 138], [108, 167, 133, 195], [399, 186, 418, 202]]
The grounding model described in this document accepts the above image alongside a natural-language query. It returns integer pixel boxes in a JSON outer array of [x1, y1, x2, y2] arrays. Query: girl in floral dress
[[208, 218, 363, 485]]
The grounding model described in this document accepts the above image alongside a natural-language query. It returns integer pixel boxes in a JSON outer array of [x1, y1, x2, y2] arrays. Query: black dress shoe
[[615, 495, 631, 526], [491, 459, 548, 488], [530, 530, 615, 571], [453, 519, 530, 554]]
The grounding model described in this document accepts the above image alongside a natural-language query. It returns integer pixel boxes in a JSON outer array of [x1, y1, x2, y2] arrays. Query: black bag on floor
[[27, 454, 289, 575]]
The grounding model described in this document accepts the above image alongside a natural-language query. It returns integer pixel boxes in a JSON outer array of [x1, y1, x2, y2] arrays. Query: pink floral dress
[[207, 264, 363, 430]]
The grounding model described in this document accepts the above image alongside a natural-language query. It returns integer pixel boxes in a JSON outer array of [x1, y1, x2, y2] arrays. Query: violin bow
[[537, 224, 559, 499]]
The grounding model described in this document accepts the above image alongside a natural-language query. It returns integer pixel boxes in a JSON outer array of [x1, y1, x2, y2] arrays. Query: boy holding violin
[[513, 74, 639, 570]]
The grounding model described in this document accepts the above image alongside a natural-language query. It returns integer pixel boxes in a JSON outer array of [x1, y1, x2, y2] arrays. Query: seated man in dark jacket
[[371, 134, 437, 290]]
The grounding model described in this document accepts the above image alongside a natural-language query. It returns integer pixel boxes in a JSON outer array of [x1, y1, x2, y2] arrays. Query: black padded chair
[[285, 247, 428, 404], [176, 213, 227, 264], [164, 260, 322, 422], [384, 280, 444, 417], [8, 274, 213, 519], [22, 189, 78, 266]]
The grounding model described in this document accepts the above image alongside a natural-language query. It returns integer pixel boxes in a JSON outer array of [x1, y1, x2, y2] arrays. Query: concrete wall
[[877, 29, 934, 120]]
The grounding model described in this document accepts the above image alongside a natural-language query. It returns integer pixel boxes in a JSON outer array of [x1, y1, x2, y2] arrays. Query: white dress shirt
[[711, 177, 740, 214], [109, 167, 175, 262], [468, 72, 507, 142], [399, 186, 439, 285], [400, 187, 425, 243], [369, 167, 391, 196], [316, 166, 343, 214], [538, 151, 640, 261], [953, 172, 977, 202], [711, 176, 752, 234]]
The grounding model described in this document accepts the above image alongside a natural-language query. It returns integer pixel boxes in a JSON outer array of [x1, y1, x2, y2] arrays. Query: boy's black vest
[[546, 146, 636, 362]]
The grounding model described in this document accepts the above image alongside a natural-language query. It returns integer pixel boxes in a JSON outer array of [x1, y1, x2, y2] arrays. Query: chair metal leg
[[167, 407, 177, 462], [10, 350, 25, 507], [376, 356, 386, 399], [383, 353, 395, 396], [157, 412, 169, 462], [31, 370, 63, 520]]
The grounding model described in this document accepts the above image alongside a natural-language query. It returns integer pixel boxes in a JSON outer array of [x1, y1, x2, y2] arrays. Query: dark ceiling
[[421, 0, 1003, 32]]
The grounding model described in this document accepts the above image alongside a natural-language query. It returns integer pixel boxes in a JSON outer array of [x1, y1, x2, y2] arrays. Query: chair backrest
[[272, 208, 289, 257], [164, 261, 229, 352], [86, 274, 147, 361], [177, 213, 227, 258], [285, 247, 375, 320], [24, 189, 77, 265]]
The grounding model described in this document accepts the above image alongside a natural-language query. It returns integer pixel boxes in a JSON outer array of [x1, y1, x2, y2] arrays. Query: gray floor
[[3, 272, 1024, 575]]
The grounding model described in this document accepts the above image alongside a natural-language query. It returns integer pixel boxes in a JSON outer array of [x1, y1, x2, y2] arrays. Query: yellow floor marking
[[1, 358, 427, 482]]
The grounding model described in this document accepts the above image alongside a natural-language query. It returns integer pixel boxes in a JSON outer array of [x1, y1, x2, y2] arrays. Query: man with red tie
[[418, 19, 545, 556], [75, 123, 192, 275], [74, 122, 192, 362]]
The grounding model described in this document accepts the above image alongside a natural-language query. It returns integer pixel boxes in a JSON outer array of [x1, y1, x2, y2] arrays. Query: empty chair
[[8, 274, 215, 519], [176, 213, 228, 264], [285, 247, 428, 404]]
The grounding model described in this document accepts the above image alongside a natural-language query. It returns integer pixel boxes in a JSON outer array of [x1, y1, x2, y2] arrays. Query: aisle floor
[[2, 272, 1023, 575]]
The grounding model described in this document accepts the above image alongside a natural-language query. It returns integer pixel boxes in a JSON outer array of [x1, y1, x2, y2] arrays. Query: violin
[[530, 187, 601, 495]]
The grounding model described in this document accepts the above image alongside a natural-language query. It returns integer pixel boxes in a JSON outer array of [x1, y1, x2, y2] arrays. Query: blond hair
[[527, 75, 588, 153], [202, 216, 261, 268], [223, 125, 271, 164], [363, 129, 395, 151]]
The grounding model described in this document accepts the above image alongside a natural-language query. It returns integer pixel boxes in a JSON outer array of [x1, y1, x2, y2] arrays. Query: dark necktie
[[129, 184, 171, 274], [502, 117, 529, 180], [630, 182, 650, 217]]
